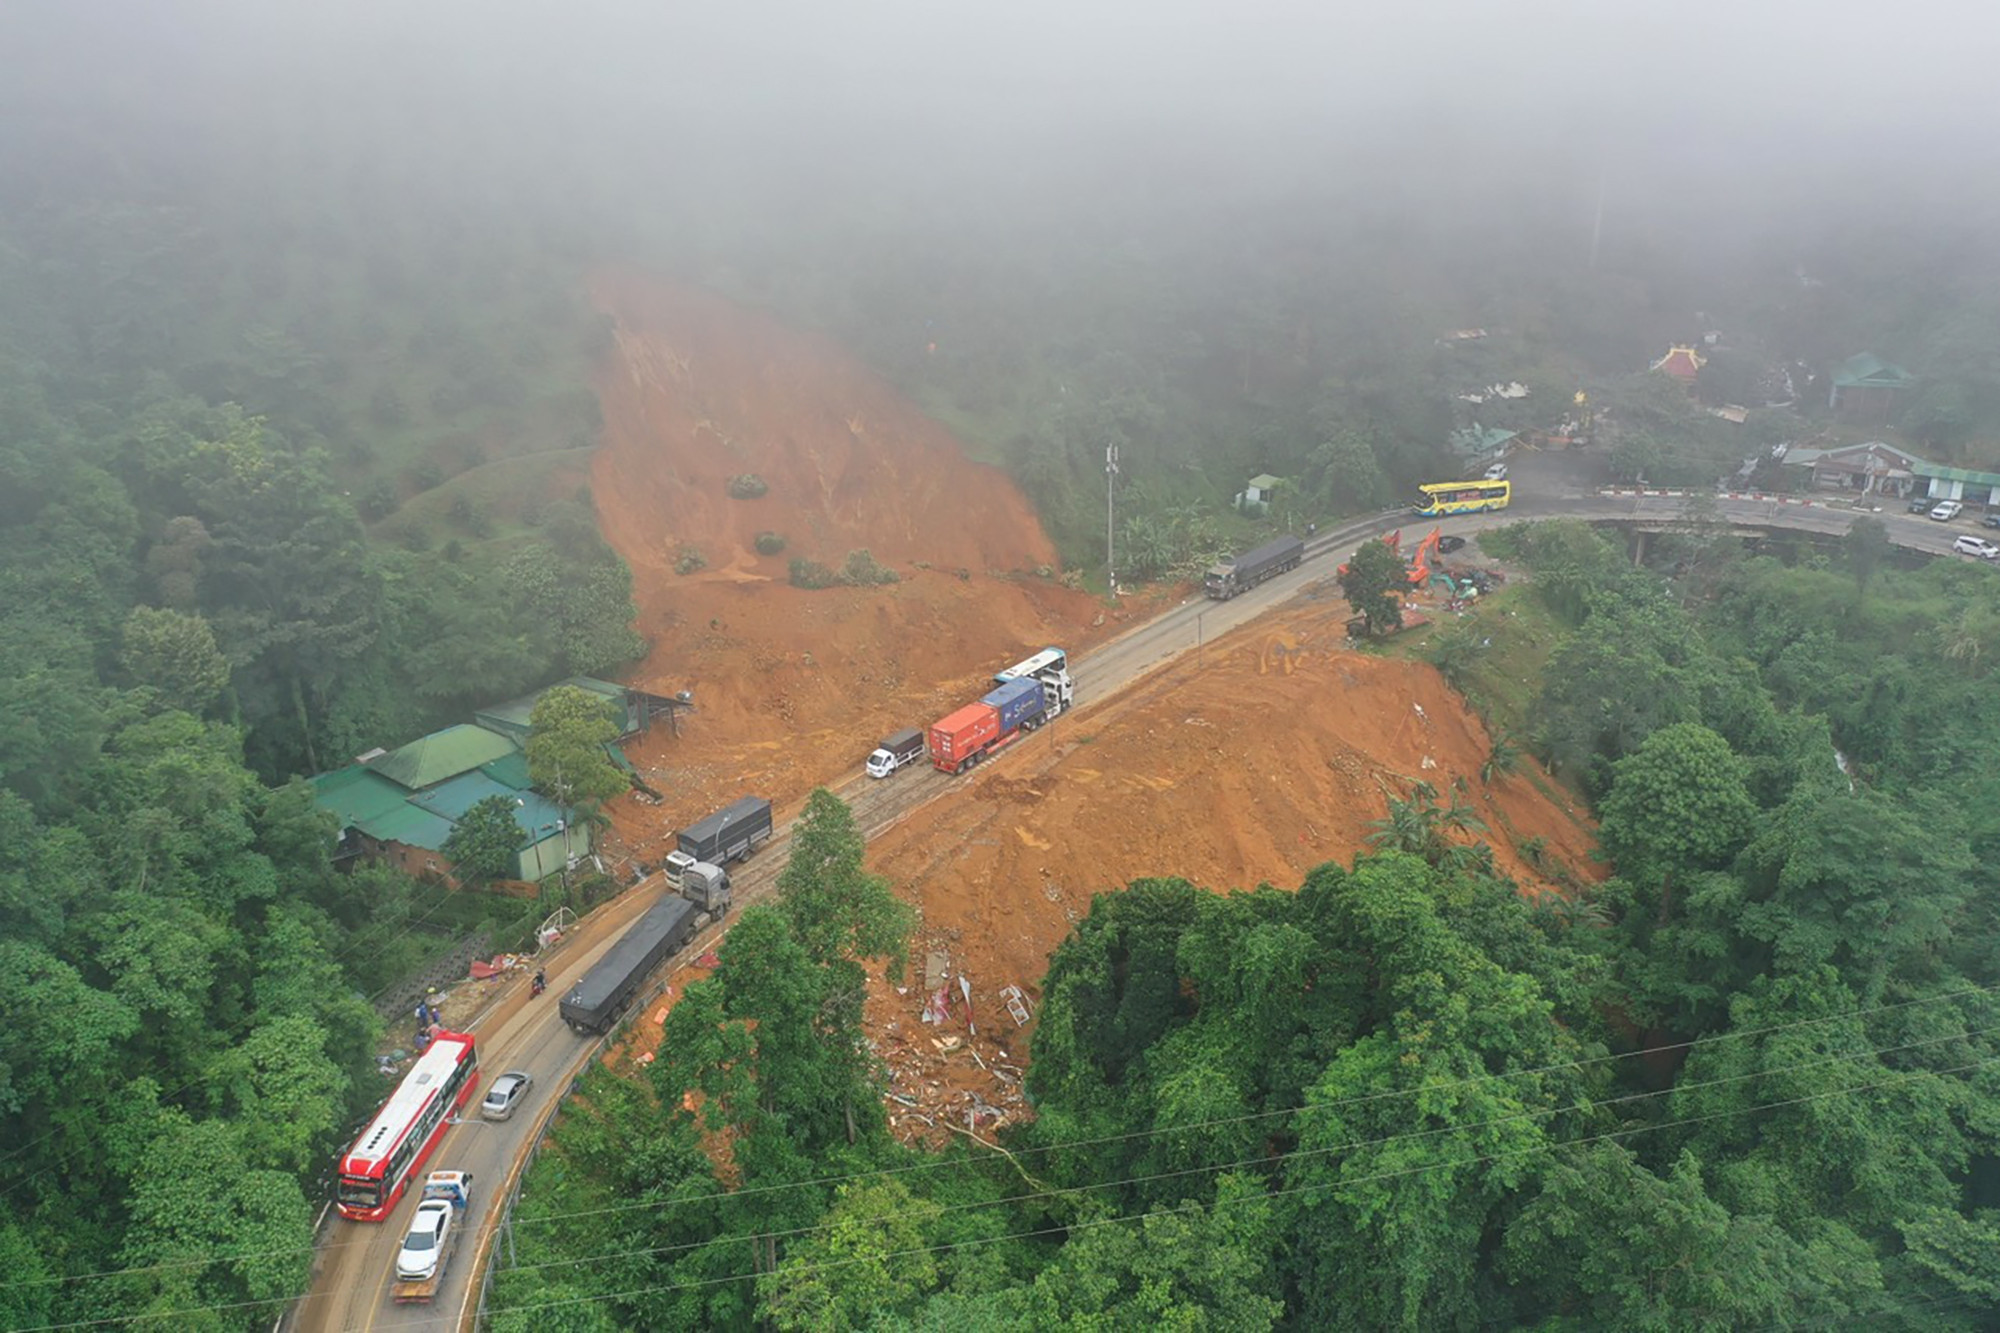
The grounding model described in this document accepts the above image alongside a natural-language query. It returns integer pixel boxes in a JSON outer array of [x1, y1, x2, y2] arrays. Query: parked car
[[1482, 461, 1509, 481], [479, 1070, 534, 1122], [1982, 513, 2000, 530], [1952, 535, 2000, 559], [1930, 500, 1965, 522], [1909, 496, 1935, 514]]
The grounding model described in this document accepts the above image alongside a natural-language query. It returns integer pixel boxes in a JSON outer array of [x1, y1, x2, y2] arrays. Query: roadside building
[[1781, 441, 1925, 499], [1912, 460, 2000, 509], [1827, 353, 1914, 425], [1448, 424, 1517, 470], [311, 723, 590, 885], [1234, 474, 1285, 515]]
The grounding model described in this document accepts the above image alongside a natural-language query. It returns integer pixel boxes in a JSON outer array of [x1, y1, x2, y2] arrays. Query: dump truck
[[392, 1171, 472, 1303], [928, 676, 1046, 774], [865, 727, 926, 778], [559, 894, 699, 1035], [676, 796, 773, 866], [1203, 534, 1306, 600]]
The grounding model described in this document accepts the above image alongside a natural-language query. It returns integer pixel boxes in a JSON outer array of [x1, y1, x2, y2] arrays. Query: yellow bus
[[1414, 478, 1511, 517]]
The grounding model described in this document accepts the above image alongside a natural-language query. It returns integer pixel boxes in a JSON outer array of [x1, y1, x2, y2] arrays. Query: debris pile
[[876, 948, 1037, 1146]]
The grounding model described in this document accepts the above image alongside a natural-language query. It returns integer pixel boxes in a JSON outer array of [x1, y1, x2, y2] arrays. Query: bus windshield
[[339, 1177, 381, 1208]]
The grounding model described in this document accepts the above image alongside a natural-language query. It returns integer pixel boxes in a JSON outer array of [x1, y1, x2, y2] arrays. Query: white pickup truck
[[392, 1171, 471, 1303]]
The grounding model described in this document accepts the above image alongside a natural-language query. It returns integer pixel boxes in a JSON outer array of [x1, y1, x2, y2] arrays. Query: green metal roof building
[[312, 721, 593, 884], [1828, 352, 1914, 424]]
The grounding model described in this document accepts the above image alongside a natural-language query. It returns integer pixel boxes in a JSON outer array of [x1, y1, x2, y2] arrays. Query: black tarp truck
[[1203, 534, 1306, 600], [559, 894, 698, 1035], [676, 796, 773, 865]]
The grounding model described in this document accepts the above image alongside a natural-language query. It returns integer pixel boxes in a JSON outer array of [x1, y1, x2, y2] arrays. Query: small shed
[[1236, 474, 1285, 515], [1828, 353, 1914, 424], [1449, 425, 1517, 463]]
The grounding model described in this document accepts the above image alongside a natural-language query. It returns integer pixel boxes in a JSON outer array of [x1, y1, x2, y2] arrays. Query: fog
[[8, 0, 1997, 233]]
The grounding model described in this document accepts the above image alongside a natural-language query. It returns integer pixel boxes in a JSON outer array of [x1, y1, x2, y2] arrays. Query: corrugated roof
[[365, 724, 519, 791], [475, 677, 636, 740], [409, 772, 566, 847], [1832, 352, 1914, 389], [310, 766, 411, 828], [1449, 425, 1517, 457], [1246, 473, 1284, 490], [1914, 461, 2000, 486], [364, 803, 457, 851], [478, 751, 535, 791]]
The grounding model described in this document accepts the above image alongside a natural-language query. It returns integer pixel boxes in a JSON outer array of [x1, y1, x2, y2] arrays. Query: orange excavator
[[1337, 527, 1443, 587]]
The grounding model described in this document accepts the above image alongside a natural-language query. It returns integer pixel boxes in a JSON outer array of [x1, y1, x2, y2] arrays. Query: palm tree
[[1481, 731, 1521, 785]]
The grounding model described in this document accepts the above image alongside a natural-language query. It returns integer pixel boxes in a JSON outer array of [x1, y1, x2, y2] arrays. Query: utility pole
[[1588, 166, 1605, 271], [1105, 438, 1120, 596]]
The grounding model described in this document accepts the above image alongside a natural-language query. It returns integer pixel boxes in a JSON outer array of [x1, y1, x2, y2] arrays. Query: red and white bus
[[337, 1031, 480, 1221]]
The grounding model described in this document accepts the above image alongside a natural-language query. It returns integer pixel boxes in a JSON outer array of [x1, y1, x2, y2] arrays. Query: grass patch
[[1414, 584, 1566, 743]]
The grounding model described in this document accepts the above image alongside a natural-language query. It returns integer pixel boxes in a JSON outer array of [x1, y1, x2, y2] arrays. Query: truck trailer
[[391, 1171, 472, 1303], [559, 894, 698, 1034], [676, 796, 773, 866], [928, 678, 1047, 774], [865, 727, 926, 778], [1203, 534, 1306, 600]]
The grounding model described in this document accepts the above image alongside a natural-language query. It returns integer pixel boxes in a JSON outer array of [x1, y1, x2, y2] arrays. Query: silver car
[[1931, 500, 1965, 521], [480, 1071, 533, 1122]]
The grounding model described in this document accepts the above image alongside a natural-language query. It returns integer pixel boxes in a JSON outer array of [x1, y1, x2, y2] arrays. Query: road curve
[[289, 461, 1979, 1330]]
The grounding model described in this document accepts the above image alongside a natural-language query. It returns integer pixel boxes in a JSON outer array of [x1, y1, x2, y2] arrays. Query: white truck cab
[[866, 727, 926, 778]]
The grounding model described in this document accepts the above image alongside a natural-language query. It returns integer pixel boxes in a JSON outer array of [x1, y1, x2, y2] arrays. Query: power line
[[25, 1050, 1996, 1332], [468, 1052, 2000, 1327], [489, 1018, 2000, 1282], [16, 984, 1993, 1301]]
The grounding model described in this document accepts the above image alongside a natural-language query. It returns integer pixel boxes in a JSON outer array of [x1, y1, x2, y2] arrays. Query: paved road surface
[[291, 460, 1988, 1330]]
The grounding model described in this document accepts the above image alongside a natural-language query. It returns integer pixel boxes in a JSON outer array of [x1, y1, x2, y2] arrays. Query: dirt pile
[[584, 270, 1118, 857], [861, 592, 1602, 1144]]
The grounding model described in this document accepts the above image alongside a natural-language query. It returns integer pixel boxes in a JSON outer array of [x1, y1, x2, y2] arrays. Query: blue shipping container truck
[[981, 676, 1047, 734]]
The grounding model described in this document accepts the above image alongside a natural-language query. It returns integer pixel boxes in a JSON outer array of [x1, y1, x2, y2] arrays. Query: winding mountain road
[[288, 453, 1978, 1330]]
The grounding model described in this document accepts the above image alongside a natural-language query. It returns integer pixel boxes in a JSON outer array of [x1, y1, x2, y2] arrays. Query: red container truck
[[928, 702, 1001, 774]]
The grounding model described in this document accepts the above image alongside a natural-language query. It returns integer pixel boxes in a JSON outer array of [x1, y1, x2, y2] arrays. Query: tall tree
[[1339, 537, 1406, 636], [525, 685, 627, 806], [442, 794, 527, 886]]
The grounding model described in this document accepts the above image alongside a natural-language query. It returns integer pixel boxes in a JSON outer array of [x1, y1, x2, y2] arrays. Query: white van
[[1951, 534, 1998, 559]]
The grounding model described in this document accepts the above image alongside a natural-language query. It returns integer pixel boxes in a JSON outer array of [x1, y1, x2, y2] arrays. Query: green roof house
[[314, 721, 594, 885], [1828, 353, 1914, 424], [1449, 425, 1517, 461], [474, 676, 695, 745]]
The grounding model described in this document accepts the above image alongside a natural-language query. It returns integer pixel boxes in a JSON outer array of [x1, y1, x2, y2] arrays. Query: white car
[[1951, 534, 1999, 559], [396, 1199, 455, 1282], [1482, 462, 1510, 481], [1931, 500, 1965, 521]]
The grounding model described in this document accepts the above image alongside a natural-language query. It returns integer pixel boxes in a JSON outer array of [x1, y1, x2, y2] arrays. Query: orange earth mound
[[860, 591, 1603, 1143], [581, 274, 1601, 1139], [584, 269, 1131, 860]]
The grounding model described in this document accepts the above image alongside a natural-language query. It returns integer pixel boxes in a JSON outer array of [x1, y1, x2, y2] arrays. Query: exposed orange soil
[[580, 274, 1602, 1144], [863, 589, 1604, 1143], [585, 269, 1132, 858]]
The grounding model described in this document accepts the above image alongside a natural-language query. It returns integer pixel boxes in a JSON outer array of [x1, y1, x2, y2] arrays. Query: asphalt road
[[290, 460, 1987, 1331]]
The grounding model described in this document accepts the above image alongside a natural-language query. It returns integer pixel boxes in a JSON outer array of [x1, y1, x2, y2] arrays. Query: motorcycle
[[530, 971, 546, 998]]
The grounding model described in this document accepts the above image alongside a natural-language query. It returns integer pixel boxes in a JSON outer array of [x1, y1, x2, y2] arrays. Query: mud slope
[[586, 271, 1109, 856], [863, 592, 1603, 1143]]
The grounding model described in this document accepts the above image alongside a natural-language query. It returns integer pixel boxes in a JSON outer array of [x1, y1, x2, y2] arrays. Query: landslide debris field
[[585, 276, 1600, 1138]]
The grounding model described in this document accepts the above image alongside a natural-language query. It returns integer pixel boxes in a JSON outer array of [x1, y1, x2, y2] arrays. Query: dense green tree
[[1338, 536, 1406, 636], [119, 606, 231, 715], [442, 793, 527, 886], [758, 1180, 943, 1331], [526, 684, 628, 805], [1598, 722, 1756, 892]]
